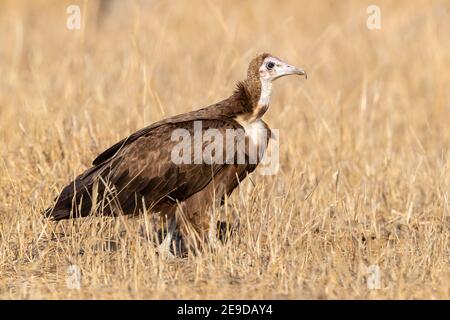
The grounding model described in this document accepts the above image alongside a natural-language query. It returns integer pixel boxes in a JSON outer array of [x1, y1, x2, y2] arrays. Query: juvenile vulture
[[44, 53, 306, 246]]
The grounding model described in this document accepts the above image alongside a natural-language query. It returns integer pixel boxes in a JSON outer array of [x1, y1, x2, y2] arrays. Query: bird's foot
[[216, 220, 238, 244]]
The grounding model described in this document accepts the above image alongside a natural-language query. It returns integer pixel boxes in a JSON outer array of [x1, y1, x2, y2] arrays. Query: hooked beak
[[275, 62, 307, 80], [293, 67, 307, 79]]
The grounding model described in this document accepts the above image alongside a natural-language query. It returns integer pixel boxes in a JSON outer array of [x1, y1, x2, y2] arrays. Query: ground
[[0, 0, 449, 299]]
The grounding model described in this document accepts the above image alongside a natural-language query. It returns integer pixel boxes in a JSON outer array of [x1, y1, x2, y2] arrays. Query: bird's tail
[[43, 166, 102, 220], [43, 206, 73, 220]]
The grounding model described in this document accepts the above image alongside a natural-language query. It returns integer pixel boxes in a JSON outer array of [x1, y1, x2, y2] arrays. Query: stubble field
[[0, 0, 449, 299]]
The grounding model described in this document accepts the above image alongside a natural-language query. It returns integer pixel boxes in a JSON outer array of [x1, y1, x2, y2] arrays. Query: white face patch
[[257, 56, 303, 109], [257, 57, 283, 107], [257, 56, 290, 107]]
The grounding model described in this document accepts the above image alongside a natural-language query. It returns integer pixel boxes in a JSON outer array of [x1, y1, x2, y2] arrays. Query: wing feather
[[45, 118, 246, 219]]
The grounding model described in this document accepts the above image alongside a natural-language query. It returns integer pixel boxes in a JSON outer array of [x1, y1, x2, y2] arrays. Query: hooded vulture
[[43, 53, 307, 246]]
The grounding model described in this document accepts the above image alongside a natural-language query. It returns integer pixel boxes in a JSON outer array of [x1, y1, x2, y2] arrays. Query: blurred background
[[1, 0, 449, 165], [0, 0, 449, 299], [1, 0, 449, 156]]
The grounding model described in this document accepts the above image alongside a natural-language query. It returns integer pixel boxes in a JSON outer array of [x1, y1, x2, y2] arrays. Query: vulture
[[44, 53, 306, 248]]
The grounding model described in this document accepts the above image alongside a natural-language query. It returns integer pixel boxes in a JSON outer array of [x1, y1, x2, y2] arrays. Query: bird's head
[[248, 53, 307, 82], [244, 53, 307, 114]]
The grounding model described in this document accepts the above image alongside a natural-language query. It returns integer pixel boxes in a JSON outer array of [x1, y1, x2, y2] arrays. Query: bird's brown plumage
[[43, 52, 303, 245]]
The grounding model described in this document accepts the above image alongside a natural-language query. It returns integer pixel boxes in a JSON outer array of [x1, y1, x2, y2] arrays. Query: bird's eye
[[266, 62, 275, 70]]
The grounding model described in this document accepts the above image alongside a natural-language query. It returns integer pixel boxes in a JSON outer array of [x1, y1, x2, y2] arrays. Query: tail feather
[[43, 166, 102, 220], [43, 207, 73, 220]]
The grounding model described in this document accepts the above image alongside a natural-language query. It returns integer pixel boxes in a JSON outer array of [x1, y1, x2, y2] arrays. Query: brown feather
[[44, 53, 273, 248]]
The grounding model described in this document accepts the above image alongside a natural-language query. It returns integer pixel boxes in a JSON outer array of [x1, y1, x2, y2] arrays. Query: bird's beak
[[275, 61, 307, 80], [293, 66, 307, 79]]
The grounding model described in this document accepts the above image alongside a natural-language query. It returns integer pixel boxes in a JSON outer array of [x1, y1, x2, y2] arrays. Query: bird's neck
[[258, 78, 272, 107], [231, 79, 271, 122]]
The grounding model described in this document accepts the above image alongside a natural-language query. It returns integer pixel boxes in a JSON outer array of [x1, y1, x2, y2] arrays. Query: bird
[[43, 53, 306, 249]]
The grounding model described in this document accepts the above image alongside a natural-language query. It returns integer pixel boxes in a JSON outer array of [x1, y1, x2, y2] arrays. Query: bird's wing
[[92, 106, 225, 166], [47, 117, 248, 218], [105, 119, 247, 210]]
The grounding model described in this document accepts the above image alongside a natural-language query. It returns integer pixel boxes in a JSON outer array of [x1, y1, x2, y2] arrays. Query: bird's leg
[[176, 208, 211, 254], [156, 216, 177, 258], [216, 220, 234, 243], [175, 181, 239, 251]]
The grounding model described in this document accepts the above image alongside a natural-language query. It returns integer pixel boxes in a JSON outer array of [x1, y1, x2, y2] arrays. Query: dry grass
[[0, 0, 449, 299]]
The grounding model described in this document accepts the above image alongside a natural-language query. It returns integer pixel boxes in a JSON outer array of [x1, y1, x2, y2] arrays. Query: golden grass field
[[0, 0, 449, 299]]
